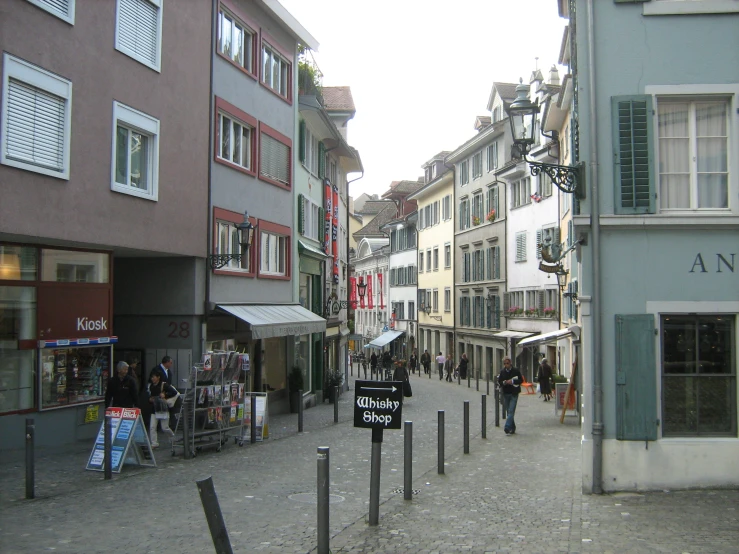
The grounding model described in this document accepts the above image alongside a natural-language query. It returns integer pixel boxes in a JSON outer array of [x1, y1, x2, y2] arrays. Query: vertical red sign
[[332, 185, 339, 284], [349, 277, 357, 309], [377, 273, 384, 309], [367, 274, 374, 309], [324, 181, 332, 256]]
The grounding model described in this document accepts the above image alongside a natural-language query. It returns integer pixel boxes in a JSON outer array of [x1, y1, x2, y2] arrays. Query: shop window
[[0, 286, 37, 414], [41, 345, 111, 410], [41, 250, 109, 283], [0, 245, 37, 281]]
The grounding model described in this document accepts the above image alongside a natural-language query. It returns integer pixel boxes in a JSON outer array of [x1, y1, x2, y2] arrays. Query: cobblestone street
[[1, 372, 737, 553]]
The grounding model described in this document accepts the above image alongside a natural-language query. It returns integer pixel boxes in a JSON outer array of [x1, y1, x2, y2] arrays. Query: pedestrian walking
[[150, 355, 174, 385], [445, 358, 454, 382], [435, 352, 446, 381], [147, 369, 178, 448], [458, 353, 469, 380], [370, 352, 378, 378], [497, 357, 523, 435], [420, 350, 431, 375], [409, 352, 418, 375], [105, 361, 139, 408], [537, 357, 553, 401]]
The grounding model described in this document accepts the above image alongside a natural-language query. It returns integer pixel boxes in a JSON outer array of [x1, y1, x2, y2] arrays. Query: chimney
[[549, 65, 560, 86]]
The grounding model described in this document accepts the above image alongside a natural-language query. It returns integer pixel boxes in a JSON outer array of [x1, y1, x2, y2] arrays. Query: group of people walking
[[104, 356, 180, 448], [412, 349, 469, 382]]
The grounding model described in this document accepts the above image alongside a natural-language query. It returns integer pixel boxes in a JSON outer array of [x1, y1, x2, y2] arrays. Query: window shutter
[[615, 314, 658, 440], [568, 219, 575, 247], [117, 0, 159, 66], [298, 194, 305, 235], [299, 120, 306, 164], [6, 79, 65, 172], [317, 207, 324, 244], [537, 290, 545, 313], [493, 246, 500, 279], [260, 133, 290, 185], [503, 293, 509, 313], [554, 227, 560, 246], [318, 141, 326, 179], [536, 229, 543, 260], [494, 296, 501, 328], [612, 95, 655, 214]]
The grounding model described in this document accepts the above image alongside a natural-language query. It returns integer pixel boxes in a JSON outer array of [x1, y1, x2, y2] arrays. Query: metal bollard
[[437, 410, 445, 474], [183, 400, 192, 460], [298, 389, 304, 433], [457, 367, 461, 386], [196, 476, 234, 554], [104, 414, 112, 480], [317, 446, 330, 554], [468, 371, 471, 388], [25, 418, 35, 499], [333, 386, 339, 423], [463, 401, 470, 454], [369, 428, 383, 526], [495, 384, 500, 427], [251, 395, 257, 444], [486, 370, 490, 395], [501, 387, 507, 419], [476, 368, 479, 391], [404, 421, 412, 501], [482, 395, 487, 439]]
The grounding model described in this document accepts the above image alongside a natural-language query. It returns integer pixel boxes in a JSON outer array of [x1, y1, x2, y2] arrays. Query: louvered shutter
[[35, 0, 72, 19], [318, 141, 325, 179], [6, 79, 66, 172], [117, 0, 160, 67], [537, 290, 545, 313], [494, 296, 501, 329], [260, 133, 290, 185], [318, 208, 324, 245], [493, 246, 500, 279], [612, 95, 655, 214], [503, 293, 509, 313], [390, 268, 395, 285], [299, 120, 306, 163], [297, 194, 305, 235], [536, 229, 543, 260], [568, 219, 575, 247]]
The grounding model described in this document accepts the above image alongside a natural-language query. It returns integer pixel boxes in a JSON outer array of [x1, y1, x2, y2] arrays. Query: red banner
[[332, 185, 339, 284], [349, 277, 357, 309], [377, 272, 384, 309], [324, 181, 332, 256], [390, 311, 395, 330], [358, 277, 365, 309], [367, 274, 374, 309]]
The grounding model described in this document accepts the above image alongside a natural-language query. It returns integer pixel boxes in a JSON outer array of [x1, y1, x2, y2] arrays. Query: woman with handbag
[[147, 369, 178, 447]]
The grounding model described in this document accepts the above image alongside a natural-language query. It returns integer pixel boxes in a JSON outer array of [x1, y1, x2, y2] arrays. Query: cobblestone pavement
[[1, 370, 737, 553]]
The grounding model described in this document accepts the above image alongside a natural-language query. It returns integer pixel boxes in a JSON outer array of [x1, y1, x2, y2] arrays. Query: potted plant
[[289, 366, 304, 413], [543, 306, 556, 318], [472, 216, 481, 226], [526, 307, 538, 317], [326, 369, 344, 403], [486, 209, 496, 223]]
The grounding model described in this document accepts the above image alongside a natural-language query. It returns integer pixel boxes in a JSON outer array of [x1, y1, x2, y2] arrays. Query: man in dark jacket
[[150, 356, 174, 385], [497, 357, 523, 435], [105, 361, 139, 408], [370, 352, 378, 378], [420, 350, 431, 375]]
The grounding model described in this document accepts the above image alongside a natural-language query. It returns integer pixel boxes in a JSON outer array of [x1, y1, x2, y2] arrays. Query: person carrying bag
[[147, 369, 178, 447]]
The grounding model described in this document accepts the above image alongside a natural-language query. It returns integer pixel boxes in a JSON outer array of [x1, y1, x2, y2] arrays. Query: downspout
[[203, 0, 216, 361], [443, 162, 457, 364], [585, 0, 604, 494]]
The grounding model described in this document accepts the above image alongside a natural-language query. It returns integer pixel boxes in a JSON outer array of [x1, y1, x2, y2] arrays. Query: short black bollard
[[438, 410, 445, 474], [25, 418, 35, 499], [333, 386, 339, 423], [482, 395, 487, 439], [495, 384, 500, 427], [196, 476, 234, 554], [317, 447, 330, 553], [467, 371, 471, 389], [251, 395, 257, 444], [463, 401, 470, 454], [476, 368, 479, 391], [404, 421, 412, 500], [298, 389, 304, 433], [104, 414, 112, 480], [486, 370, 490, 395]]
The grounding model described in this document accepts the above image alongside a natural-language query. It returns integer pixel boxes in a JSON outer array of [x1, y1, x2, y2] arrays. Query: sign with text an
[[85, 407, 156, 473], [353, 380, 403, 430]]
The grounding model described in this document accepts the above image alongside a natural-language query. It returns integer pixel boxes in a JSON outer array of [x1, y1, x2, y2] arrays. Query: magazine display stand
[[171, 351, 249, 457]]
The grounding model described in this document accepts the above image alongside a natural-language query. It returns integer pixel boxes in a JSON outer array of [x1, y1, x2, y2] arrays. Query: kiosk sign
[[353, 380, 403, 430]]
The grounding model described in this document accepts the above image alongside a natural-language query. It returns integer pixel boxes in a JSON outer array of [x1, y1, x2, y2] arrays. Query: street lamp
[[208, 210, 255, 269], [506, 78, 585, 198], [555, 267, 569, 291], [423, 304, 443, 322], [356, 278, 367, 302]]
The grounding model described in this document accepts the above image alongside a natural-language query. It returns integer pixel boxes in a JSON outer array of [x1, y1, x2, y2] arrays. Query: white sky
[[279, 0, 567, 199]]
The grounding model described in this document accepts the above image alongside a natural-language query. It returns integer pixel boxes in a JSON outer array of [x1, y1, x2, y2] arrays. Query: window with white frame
[[539, 172, 553, 198], [472, 151, 482, 179], [460, 159, 469, 185], [511, 177, 532, 208], [486, 185, 499, 221], [472, 250, 483, 281], [657, 98, 729, 210], [300, 195, 321, 240], [217, 221, 250, 271], [515, 231, 527, 262], [444, 243, 451, 268], [487, 141, 498, 172], [27, 0, 75, 23], [472, 192, 484, 223], [525, 290, 536, 311], [433, 247, 439, 270], [408, 301, 415, 318], [426, 249, 431, 272], [442, 194, 451, 220], [444, 287, 451, 312], [433, 200, 440, 224], [111, 101, 160, 200], [432, 289, 439, 312], [329, 158, 338, 187], [425, 289, 432, 311], [217, 6, 255, 73], [1, 54, 72, 179], [419, 251, 424, 272], [492, 106, 502, 123], [261, 43, 290, 98], [459, 198, 470, 230], [218, 112, 253, 170], [545, 289, 557, 312], [260, 130, 290, 187], [115, 0, 162, 72], [260, 231, 286, 275], [303, 127, 320, 175]]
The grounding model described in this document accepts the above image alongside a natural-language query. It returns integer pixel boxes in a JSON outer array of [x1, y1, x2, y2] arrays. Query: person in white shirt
[[435, 352, 446, 381]]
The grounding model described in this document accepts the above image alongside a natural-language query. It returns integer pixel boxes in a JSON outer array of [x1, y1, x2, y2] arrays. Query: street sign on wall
[[353, 380, 403, 430]]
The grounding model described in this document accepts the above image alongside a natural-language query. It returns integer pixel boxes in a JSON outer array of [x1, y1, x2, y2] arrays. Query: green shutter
[[615, 314, 658, 441], [493, 187, 499, 220], [318, 141, 326, 179], [318, 207, 324, 244], [298, 194, 305, 235], [612, 95, 655, 214], [494, 296, 501, 329], [493, 246, 500, 279], [299, 120, 306, 164]]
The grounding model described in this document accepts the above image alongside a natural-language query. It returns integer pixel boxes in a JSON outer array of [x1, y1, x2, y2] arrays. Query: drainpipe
[[585, 0, 603, 495]]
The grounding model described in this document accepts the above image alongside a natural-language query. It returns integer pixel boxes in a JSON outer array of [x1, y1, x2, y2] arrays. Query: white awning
[[492, 330, 536, 339], [516, 326, 581, 347], [217, 304, 326, 339], [364, 330, 404, 348]]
